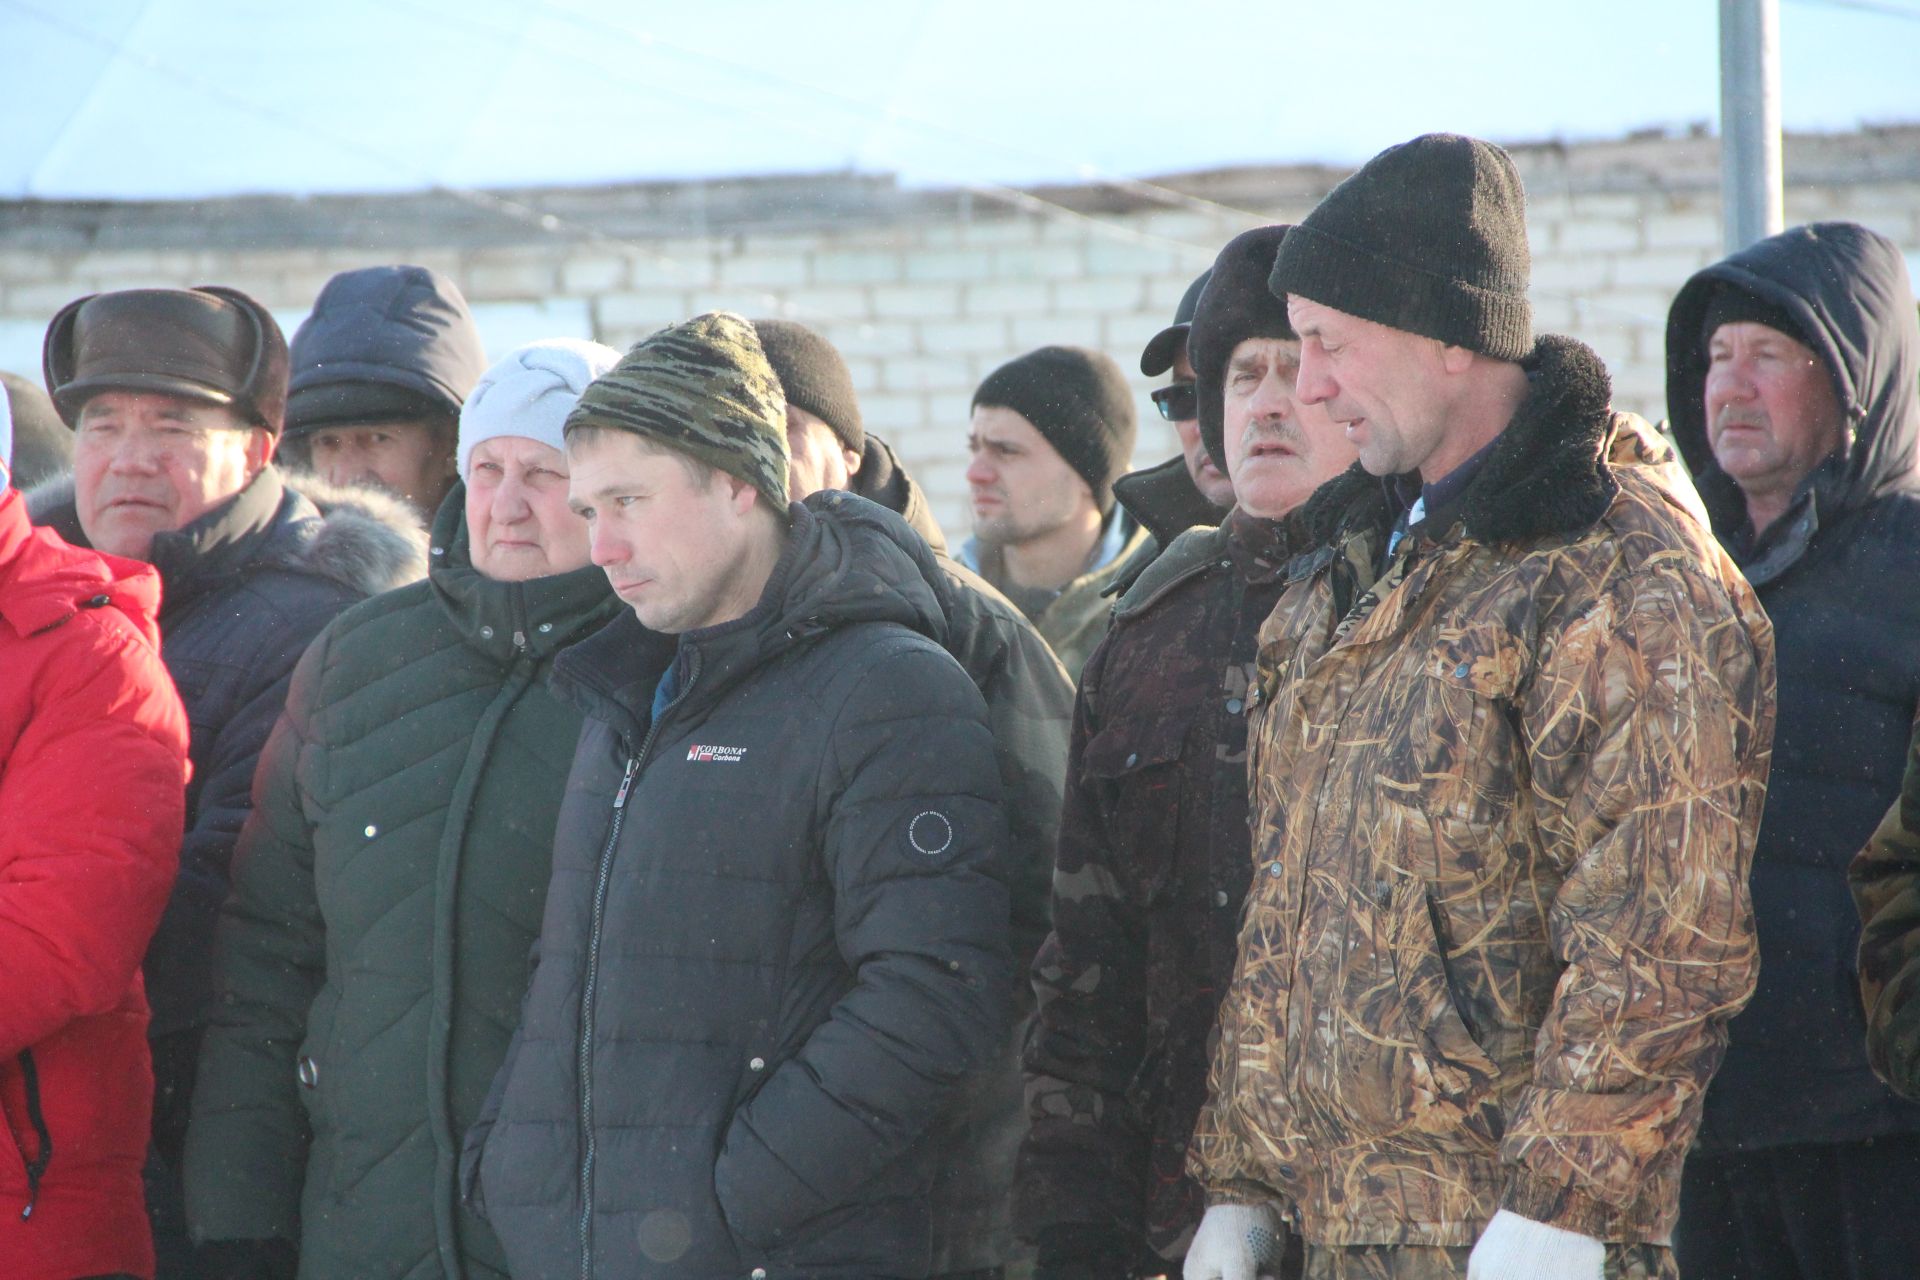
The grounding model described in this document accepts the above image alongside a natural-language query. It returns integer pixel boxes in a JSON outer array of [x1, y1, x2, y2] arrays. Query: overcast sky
[[1, 0, 1917, 199]]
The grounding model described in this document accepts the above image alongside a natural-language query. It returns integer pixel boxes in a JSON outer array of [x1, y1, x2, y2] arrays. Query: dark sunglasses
[[1151, 381, 1197, 422]]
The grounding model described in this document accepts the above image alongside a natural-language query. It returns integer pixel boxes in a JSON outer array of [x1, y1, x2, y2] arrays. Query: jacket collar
[[426, 482, 620, 664], [1111, 504, 1302, 619], [149, 467, 298, 617], [1293, 334, 1619, 557], [1113, 454, 1229, 550], [0, 487, 163, 643], [850, 435, 948, 556]]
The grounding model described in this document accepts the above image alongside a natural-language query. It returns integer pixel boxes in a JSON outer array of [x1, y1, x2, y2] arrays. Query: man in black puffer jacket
[[463, 312, 1013, 1280], [752, 317, 1071, 1280], [33, 285, 429, 1277], [1666, 222, 1920, 1279]]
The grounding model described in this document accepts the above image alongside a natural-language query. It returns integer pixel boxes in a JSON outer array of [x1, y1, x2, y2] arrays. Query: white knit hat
[[458, 337, 622, 478], [0, 380, 12, 477]]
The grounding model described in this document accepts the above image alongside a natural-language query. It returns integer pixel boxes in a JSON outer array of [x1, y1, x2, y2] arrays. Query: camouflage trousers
[[1298, 1241, 1677, 1280]]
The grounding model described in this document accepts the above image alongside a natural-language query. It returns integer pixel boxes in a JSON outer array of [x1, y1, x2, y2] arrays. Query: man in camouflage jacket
[[1184, 135, 1776, 1280], [1855, 718, 1920, 1101], [1016, 224, 1355, 1279]]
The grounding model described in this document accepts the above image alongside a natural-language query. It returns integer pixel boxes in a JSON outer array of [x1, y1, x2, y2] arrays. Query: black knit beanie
[[1269, 133, 1533, 361], [973, 345, 1137, 514], [1700, 284, 1815, 354], [1189, 226, 1295, 471], [750, 318, 865, 454]]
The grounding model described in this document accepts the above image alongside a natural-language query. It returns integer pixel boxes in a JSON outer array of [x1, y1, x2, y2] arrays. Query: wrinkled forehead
[[78, 388, 249, 430], [469, 432, 567, 467]]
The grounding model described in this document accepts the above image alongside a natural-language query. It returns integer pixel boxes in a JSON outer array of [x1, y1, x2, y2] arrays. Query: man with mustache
[[1017, 224, 1353, 1280], [1664, 222, 1920, 1280]]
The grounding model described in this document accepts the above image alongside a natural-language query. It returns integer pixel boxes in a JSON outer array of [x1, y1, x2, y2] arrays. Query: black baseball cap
[[1139, 269, 1211, 377]]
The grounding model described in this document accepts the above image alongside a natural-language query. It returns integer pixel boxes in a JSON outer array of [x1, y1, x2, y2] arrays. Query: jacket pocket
[[1286, 876, 1502, 1149], [1082, 712, 1193, 905]]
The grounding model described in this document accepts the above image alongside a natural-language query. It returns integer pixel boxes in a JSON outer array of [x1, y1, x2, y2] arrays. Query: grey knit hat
[[1269, 133, 1533, 361]]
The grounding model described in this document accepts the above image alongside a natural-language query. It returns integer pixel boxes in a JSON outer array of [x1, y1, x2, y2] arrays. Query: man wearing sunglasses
[[1114, 271, 1237, 560]]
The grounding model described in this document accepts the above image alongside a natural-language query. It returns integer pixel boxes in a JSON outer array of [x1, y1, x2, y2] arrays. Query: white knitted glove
[[1183, 1202, 1286, 1280], [1467, 1209, 1606, 1280]]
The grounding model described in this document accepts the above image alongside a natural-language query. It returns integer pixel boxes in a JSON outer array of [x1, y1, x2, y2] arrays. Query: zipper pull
[[613, 755, 639, 809]]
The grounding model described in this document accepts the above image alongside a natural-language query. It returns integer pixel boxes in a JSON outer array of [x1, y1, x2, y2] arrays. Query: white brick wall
[[4, 133, 1918, 534]]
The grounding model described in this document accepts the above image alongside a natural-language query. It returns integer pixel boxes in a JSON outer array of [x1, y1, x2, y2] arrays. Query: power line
[[1, 0, 1680, 333], [491, 0, 1273, 228], [1784, 0, 1920, 20]]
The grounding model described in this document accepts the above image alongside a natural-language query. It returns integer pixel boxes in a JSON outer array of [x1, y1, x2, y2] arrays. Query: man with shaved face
[[1183, 135, 1774, 1280], [1019, 224, 1351, 1280], [1665, 223, 1920, 1280]]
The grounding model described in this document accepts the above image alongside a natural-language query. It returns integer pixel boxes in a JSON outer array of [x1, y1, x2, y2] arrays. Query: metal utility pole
[[1719, 0, 1785, 253]]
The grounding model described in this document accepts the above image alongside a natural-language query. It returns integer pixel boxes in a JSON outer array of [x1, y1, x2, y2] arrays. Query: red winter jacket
[[0, 486, 189, 1280]]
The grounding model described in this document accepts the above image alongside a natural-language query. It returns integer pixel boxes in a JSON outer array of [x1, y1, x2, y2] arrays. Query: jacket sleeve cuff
[[1499, 1167, 1629, 1240]]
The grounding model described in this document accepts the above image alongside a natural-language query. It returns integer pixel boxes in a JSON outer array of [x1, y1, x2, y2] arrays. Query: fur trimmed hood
[[25, 466, 427, 601], [1291, 334, 1619, 555]]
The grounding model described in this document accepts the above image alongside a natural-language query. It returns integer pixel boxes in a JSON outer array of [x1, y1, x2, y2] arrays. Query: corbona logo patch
[[686, 744, 748, 764]]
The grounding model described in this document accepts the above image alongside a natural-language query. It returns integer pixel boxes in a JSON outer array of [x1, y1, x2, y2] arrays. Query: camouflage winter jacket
[[1189, 336, 1776, 1248], [1017, 509, 1293, 1271], [1852, 716, 1920, 1099]]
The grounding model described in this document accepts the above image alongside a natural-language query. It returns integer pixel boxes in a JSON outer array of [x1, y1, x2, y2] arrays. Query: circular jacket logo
[[907, 810, 955, 859]]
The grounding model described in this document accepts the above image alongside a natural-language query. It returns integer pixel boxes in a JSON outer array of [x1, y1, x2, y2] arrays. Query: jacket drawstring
[[17, 1049, 52, 1221]]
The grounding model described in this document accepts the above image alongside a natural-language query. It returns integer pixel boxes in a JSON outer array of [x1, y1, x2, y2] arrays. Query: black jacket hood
[[288, 265, 488, 428], [1666, 221, 1920, 542]]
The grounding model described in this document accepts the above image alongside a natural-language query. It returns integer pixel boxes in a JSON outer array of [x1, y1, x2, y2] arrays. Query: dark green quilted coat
[[183, 487, 620, 1278]]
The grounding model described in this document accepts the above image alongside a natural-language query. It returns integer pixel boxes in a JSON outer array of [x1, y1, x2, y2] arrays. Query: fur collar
[[1292, 334, 1619, 553], [25, 467, 428, 599]]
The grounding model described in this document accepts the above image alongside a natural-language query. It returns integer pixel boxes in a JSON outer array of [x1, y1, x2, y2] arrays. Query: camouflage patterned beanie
[[565, 311, 792, 511]]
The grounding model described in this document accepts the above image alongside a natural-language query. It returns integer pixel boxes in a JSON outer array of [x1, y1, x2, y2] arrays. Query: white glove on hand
[[1183, 1202, 1286, 1280], [1466, 1209, 1606, 1280]]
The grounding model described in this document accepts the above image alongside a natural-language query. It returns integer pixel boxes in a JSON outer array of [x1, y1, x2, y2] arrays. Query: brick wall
[[3, 125, 1916, 534]]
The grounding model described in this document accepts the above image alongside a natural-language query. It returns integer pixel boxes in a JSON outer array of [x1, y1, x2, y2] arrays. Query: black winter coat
[[850, 436, 1072, 1273], [463, 493, 1014, 1279], [1667, 221, 1920, 1150]]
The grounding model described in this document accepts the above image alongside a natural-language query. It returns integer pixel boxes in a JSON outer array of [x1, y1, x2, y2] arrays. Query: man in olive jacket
[[184, 339, 624, 1280], [462, 313, 1012, 1279]]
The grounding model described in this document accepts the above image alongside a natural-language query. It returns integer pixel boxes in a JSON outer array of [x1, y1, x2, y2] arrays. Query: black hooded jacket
[[286, 265, 487, 431], [1666, 221, 1920, 1150], [462, 492, 1013, 1279]]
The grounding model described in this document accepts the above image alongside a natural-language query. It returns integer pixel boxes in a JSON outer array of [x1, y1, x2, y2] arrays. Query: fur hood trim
[[25, 468, 428, 598]]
